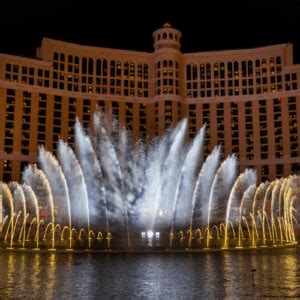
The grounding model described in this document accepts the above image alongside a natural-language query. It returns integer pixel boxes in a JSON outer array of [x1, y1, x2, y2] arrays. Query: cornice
[[0, 53, 51, 67], [42, 38, 153, 63], [183, 44, 290, 63]]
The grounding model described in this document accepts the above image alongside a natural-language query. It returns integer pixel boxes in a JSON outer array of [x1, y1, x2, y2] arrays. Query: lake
[[0, 247, 300, 299]]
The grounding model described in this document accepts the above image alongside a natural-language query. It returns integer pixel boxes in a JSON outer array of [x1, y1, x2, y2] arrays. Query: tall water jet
[[271, 179, 281, 244], [173, 125, 206, 230], [207, 154, 237, 248], [238, 184, 257, 246], [137, 137, 167, 230], [251, 182, 269, 247], [93, 113, 130, 249], [75, 119, 107, 232], [8, 182, 27, 249], [57, 140, 90, 247], [21, 184, 40, 249], [191, 146, 221, 231], [38, 146, 72, 249], [23, 165, 55, 249], [0, 182, 14, 248], [154, 119, 188, 229], [116, 128, 146, 227], [224, 169, 256, 248]]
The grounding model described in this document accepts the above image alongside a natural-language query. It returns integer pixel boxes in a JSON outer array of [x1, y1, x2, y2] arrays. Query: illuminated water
[[0, 248, 299, 298], [1, 111, 299, 251]]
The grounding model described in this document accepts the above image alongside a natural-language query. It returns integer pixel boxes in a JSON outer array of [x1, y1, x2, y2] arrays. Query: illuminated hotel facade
[[0, 23, 300, 182]]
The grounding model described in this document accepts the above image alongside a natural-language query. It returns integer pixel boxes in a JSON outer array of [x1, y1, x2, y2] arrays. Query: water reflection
[[0, 248, 299, 298]]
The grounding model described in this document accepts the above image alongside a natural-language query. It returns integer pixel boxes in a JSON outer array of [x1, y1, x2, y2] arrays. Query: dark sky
[[1, 0, 300, 62]]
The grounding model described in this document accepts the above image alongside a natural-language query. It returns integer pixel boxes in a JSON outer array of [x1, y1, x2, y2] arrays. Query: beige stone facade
[[0, 23, 300, 182]]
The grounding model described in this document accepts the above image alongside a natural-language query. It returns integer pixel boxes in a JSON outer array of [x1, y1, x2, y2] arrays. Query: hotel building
[[0, 23, 300, 182]]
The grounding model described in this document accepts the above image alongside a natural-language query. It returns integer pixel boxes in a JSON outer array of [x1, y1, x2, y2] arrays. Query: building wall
[[0, 23, 300, 182]]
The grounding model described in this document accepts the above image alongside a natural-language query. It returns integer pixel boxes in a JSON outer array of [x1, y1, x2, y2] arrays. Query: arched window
[[163, 60, 168, 68], [169, 33, 173, 39], [206, 63, 211, 79], [220, 62, 225, 78], [110, 60, 116, 77], [247, 61, 253, 76], [124, 62, 129, 77], [60, 53, 65, 61], [214, 62, 219, 79], [169, 60, 173, 68], [68, 55, 73, 63], [96, 59, 101, 76], [88, 58, 94, 75], [74, 56, 79, 64], [200, 64, 205, 80], [53, 52, 59, 61], [227, 62, 233, 78], [116, 61, 122, 77], [138, 63, 143, 79], [276, 56, 281, 64], [158, 34, 161, 40], [255, 59, 260, 67], [163, 33, 167, 39], [192, 65, 197, 80], [186, 65, 191, 80], [144, 64, 149, 80], [242, 61, 247, 77], [103, 60, 107, 76], [234, 62, 239, 77], [82, 57, 87, 74], [157, 61, 161, 69], [129, 62, 135, 78]]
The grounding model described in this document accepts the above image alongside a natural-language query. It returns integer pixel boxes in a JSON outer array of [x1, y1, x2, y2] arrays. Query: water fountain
[[0, 110, 299, 252]]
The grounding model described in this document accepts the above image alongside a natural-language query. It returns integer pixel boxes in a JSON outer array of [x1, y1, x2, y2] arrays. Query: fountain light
[[147, 230, 154, 239]]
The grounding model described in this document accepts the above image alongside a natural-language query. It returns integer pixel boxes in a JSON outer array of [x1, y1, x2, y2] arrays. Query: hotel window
[[216, 103, 225, 154], [125, 102, 133, 132], [227, 62, 239, 96], [139, 103, 147, 140], [245, 101, 254, 160], [5, 63, 12, 81], [291, 163, 300, 175], [189, 104, 196, 139], [186, 64, 198, 98], [273, 98, 283, 158], [21, 91, 31, 155], [165, 101, 172, 128], [259, 100, 268, 159], [67, 98, 77, 145], [154, 102, 159, 135], [199, 63, 211, 97], [4, 89, 16, 154], [285, 73, 298, 91], [261, 165, 269, 182], [52, 96, 62, 153], [231, 102, 239, 156], [203, 103, 210, 156], [137, 63, 149, 97], [157, 60, 178, 96], [3, 160, 12, 182], [276, 164, 284, 178], [288, 97, 298, 157], [38, 94, 47, 146], [213, 62, 225, 97], [83, 99, 91, 129]]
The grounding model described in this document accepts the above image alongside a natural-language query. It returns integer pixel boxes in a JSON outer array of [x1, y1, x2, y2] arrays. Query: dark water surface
[[0, 247, 300, 299]]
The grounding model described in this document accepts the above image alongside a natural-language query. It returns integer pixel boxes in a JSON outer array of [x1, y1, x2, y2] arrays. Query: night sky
[[1, 0, 300, 62]]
